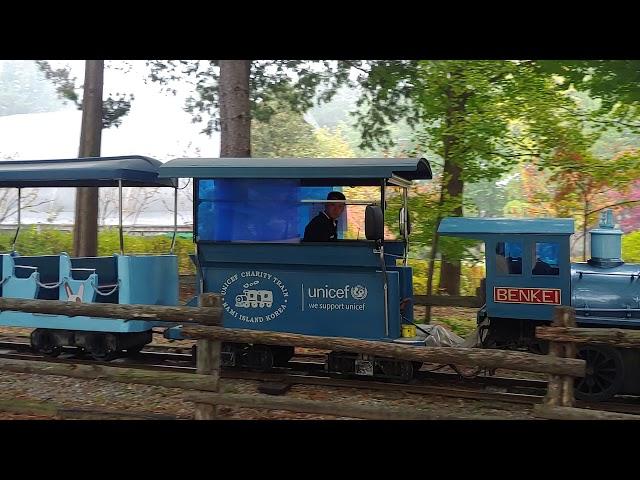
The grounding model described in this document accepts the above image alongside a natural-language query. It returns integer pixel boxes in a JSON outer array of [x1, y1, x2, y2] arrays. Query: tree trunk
[[436, 76, 467, 296], [424, 173, 448, 323], [219, 60, 251, 157], [439, 157, 463, 294], [73, 60, 103, 257], [582, 197, 589, 261]]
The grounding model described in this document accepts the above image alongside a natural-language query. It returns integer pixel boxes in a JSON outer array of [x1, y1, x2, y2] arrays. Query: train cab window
[[495, 241, 522, 275], [532, 242, 560, 276]]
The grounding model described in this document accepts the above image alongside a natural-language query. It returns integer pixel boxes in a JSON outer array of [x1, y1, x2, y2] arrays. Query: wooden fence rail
[[181, 324, 584, 377], [536, 326, 640, 348], [0, 297, 222, 325]]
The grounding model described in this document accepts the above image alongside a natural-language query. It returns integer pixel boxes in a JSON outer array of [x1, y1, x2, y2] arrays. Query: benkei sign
[[493, 287, 561, 305]]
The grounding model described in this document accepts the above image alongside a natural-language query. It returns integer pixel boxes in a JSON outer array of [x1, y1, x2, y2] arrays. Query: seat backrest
[[13, 255, 61, 300], [69, 256, 119, 303], [70, 256, 118, 285]]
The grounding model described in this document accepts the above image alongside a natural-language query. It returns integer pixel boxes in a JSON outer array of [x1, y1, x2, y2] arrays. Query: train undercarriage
[[30, 328, 152, 362], [198, 342, 418, 382], [481, 316, 640, 401]]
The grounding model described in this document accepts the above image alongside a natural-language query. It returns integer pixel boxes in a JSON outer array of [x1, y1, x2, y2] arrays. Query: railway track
[[1, 339, 639, 416]]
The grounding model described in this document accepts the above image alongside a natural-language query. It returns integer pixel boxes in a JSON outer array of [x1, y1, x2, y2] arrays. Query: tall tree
[[146, 60, 355, 153], [73, 60, 103, 257], [37, 60, 136, 256], [219, 61, 251, 157]]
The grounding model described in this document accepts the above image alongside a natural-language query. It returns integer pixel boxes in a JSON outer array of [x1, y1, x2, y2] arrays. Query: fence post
[[544, 307, 566, 406], [544, 306, 577, 407], [194, 293, 222, 420], [560, 307, 577, 407]]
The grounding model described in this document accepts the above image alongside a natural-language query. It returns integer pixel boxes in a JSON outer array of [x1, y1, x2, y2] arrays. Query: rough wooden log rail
[[533, 404, 640, 421], [181, 325, 585, 377], [536, 326, 640, 348], [0, 357, 220, 391], [0, 297, 222, 325], [183, 392, 504, 420], [0, 398, 177, 420]]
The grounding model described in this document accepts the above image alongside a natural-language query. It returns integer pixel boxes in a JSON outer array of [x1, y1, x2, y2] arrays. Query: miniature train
[[1, 155, 638, 400]]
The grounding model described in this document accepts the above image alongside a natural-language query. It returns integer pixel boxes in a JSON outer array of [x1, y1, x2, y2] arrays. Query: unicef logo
[[220, 270, 289, 324], [351, 285, 368, 300]]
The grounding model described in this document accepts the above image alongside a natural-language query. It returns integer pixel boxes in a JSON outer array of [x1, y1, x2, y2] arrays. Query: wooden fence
[[0, 294, 635, 420]]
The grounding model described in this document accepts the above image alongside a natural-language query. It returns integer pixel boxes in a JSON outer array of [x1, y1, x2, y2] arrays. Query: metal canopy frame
[[1, 156, 179, 255], [159, 157, 432, 186]]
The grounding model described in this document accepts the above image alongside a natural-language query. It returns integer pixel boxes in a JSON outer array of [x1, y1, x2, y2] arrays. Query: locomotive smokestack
[[588, 209, 624, 268]]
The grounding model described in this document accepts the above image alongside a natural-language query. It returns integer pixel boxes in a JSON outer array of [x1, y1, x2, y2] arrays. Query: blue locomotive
[[439, 210, 640, 401], [159, 156, 432, 380]]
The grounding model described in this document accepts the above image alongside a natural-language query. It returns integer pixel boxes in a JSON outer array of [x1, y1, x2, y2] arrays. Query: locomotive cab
[[438, 217, 573, 350]]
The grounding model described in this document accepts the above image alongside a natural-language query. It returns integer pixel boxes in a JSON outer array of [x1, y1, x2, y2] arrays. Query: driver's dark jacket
[[303, 211, 337, 242]]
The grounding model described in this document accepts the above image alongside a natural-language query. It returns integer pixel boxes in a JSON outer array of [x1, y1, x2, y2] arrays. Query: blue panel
[[484, 235, 572, 322], [391, 266, 414, 324], [198, 179, 301, 242], [117, 255, 178, 306], [2, 254, 38, 299], [198, 242, 391, 269], [203, 266, 401, 340], [197, 181, 349, 242]]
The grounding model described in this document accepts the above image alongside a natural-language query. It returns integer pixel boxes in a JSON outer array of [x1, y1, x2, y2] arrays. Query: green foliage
[[252, 103, 319, 157], [407, 257, 484, 296], [251, 95, 356, 158], [148, 60, 356, 137], [622, 231, 640, 263], [0, 227, 195, 274], [537, 60, 640, 130]]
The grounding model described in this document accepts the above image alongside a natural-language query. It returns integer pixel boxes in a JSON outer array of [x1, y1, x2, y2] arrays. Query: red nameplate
[[493, 287, 561, 305]]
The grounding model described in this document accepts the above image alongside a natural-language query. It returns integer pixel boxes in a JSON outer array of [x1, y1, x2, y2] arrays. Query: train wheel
[[575, 345, 624, 402], [31, 329, 62, 357], [39, 345, 63, 358], [272, 346, 295, 367], [86, 334, 118, 362], [378, 359, 414, 383], [246, 345, 274, 370], [126, 345, 145, 355]]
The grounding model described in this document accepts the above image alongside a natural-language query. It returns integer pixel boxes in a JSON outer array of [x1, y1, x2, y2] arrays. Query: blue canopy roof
[[0, 156, 177, 187], [439, 217, 575, 237], [158, 157, 432, 186]]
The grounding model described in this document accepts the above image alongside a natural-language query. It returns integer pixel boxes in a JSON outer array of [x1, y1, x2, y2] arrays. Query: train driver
[[302, 191, 346, 242]]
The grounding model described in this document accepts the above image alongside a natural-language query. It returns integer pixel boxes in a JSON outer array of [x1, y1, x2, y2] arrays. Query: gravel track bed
[[0, 369, 540, 420]]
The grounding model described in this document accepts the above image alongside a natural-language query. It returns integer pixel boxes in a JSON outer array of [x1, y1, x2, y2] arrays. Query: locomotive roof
[[438, 217, 575, 236], [0, 156, 177, 187], [158, 157, 432, 186]]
